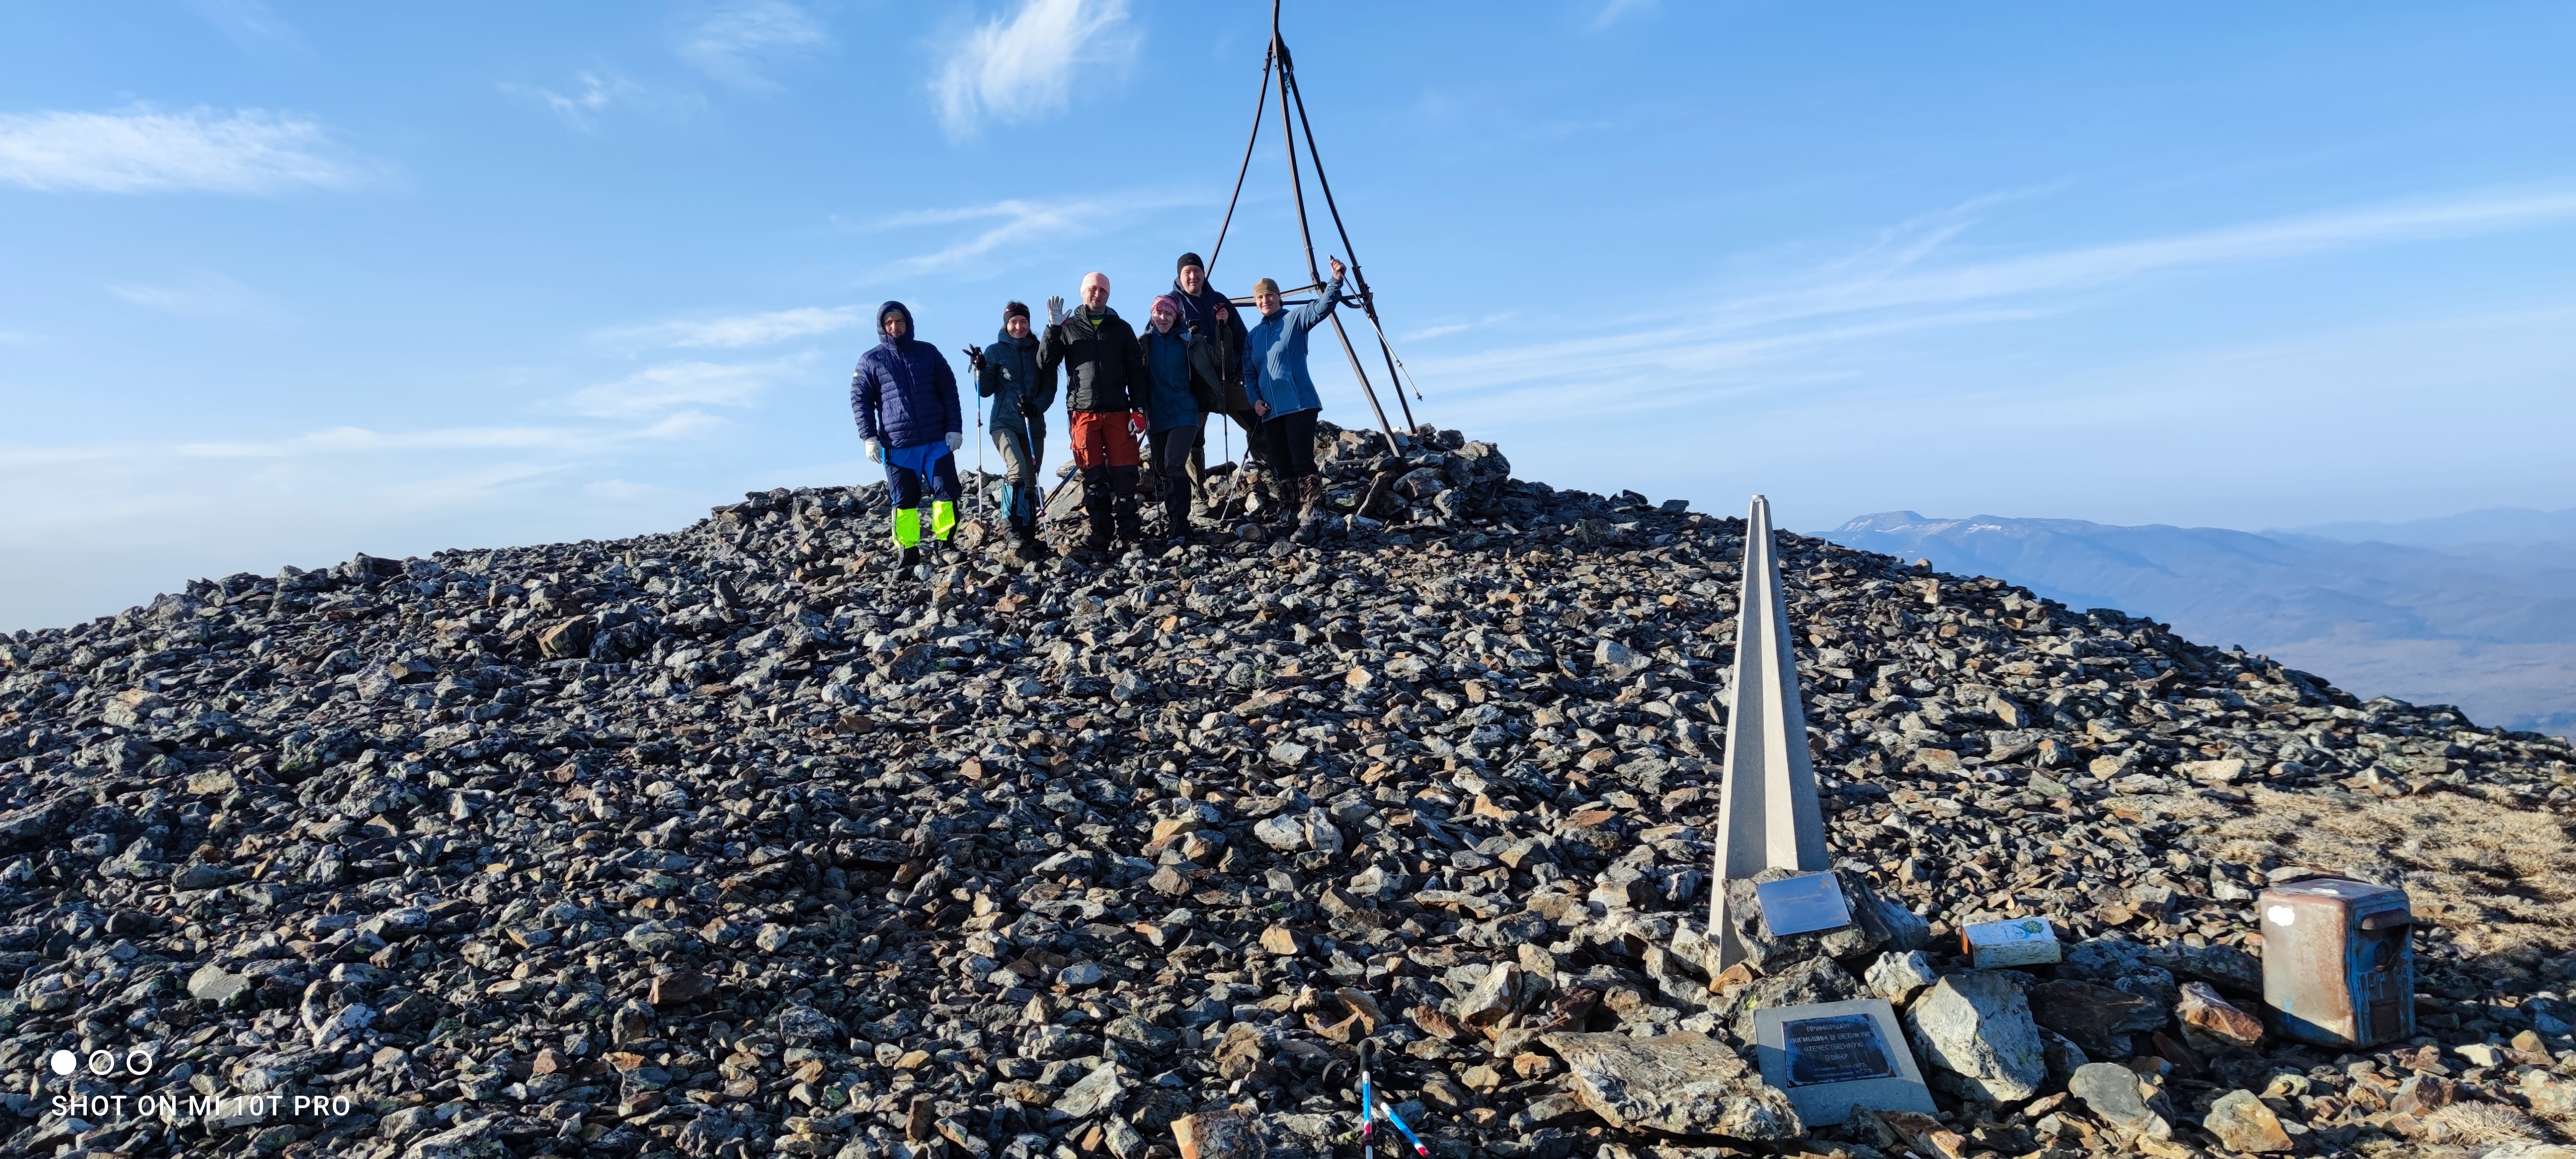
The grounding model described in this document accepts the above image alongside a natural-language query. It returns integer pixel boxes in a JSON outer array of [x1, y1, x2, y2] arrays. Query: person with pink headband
[[1138, 293, 1224, 547]]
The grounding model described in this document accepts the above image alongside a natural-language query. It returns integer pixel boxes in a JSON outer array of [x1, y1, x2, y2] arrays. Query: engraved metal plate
[[1754, 871, 1852, 938]]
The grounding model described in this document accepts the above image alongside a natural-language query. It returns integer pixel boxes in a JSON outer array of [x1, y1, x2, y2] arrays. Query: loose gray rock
[[2201, 1088, 2292, 1153], [1054, 1064, 1125, 1118], [1865, 950, 1939, 1005], [1905, 972, 2047, 1103], [187, 964, 250, 1007], [2072, 1061, 2171, 1139]]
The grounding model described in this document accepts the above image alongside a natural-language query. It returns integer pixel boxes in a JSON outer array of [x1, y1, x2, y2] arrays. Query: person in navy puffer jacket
[[849, 301, 962, 573]]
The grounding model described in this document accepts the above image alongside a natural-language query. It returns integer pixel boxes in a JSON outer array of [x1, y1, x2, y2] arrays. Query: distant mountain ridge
[[2283, 506, 2576, 548], [1826, 509, 2576, 739]]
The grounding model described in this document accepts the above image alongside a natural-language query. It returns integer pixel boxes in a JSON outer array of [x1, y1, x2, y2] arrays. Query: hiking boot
[[890, 547, 922, 576], [1290, 477, 1327, 545], [1013, 529, 1053, 563]]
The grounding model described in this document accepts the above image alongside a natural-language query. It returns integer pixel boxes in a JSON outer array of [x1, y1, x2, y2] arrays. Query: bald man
[[1039, 272, 1149, 552]]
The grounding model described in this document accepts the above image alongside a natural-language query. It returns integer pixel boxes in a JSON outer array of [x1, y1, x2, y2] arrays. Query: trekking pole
[[1352, 1041, 1428, 1158], [1016, 422, 1038, 534], [1359, 1039, 1377, 1159], [962, 345, 988, 523], [1373, 1095, 1430, 1158], [1221, 415, 1234, 524]]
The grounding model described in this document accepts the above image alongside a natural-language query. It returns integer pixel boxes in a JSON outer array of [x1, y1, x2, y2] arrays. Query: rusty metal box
[[2259, 876, 2414, 1049]]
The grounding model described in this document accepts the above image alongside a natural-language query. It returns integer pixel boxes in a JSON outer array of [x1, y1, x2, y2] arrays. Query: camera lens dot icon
[[47, 1050, 76, 1076]]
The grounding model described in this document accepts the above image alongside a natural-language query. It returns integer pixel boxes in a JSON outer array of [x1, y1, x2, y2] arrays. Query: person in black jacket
[[1038, 271, 1149, 553], [1170, 253, 1251, 516]]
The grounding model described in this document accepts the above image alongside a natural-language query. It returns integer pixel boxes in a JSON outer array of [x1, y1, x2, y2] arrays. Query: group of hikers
[[847, 252, 1347, 570]]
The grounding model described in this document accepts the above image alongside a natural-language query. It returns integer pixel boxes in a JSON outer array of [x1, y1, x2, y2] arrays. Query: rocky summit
[[4, 427, 2576, 1159]]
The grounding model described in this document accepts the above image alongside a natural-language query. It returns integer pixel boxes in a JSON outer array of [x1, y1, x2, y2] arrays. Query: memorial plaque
[[1752, 998, 1936, 1126], [1755, 871, 1852, 938], [1782, 1014, 1895, 1086]]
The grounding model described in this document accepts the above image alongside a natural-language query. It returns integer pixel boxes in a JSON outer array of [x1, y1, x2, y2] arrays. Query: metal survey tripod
[[1205, 0, 1436, 524]]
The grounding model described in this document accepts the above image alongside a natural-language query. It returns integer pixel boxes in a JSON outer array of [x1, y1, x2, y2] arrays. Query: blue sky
[[4, 1, 2574, 630]]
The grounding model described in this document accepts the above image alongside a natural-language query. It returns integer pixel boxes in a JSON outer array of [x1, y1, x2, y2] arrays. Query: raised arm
[[1289, 269, 1346, 334]]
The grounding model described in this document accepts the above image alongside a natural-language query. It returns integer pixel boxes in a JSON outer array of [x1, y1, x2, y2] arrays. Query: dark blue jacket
[[975, 328, 1054, 440], [850, 302, 961, 450], [1139, 326, 1199, 433], [1242, 274, 1342, 418]]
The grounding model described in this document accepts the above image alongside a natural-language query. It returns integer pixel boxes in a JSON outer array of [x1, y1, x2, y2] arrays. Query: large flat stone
[[1539, 1030, 1802, 1139], [1904, 972, 2046, 1104]]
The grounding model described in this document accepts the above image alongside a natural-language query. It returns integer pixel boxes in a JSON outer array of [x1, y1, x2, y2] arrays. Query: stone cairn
[[1, 424, 2573, 1159]]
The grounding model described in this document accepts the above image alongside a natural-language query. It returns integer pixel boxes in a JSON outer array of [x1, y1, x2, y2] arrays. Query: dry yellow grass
[[2420, 1102, 2543, 1146], [2208, 788, 2576, 966]]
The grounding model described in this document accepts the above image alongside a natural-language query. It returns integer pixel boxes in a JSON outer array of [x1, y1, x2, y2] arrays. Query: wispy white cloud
[[857, 191, 1197, 275], [601, 305, 865, 349], [186, 0, 303, 51], [1403, 323, 1472, 341], [932, 0, 1138, 139], [0, 106, 369, 194], [0, 330, 33, 345], [568, 356, 813, 418], [1411, 185, 2576, 416], [103, 272, 288, 322], [503, 70, 648, 132], [676, 0, 832, 90], [1589, 0, 1656, 31], [881, 199, 1093, 272]]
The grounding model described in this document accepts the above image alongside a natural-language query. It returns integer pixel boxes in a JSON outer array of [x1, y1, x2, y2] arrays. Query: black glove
[[962, 344, 985, 373]]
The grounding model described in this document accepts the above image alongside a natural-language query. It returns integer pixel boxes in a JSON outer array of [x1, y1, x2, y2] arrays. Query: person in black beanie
[[1169, 252, 1258, 517], [967, 300, 1056, 561]]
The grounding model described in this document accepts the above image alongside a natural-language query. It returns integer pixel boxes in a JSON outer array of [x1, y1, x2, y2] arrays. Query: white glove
[[863, 439, 882, 464], [1046, 296, 1065, 326], [945, 431, 963, 452]]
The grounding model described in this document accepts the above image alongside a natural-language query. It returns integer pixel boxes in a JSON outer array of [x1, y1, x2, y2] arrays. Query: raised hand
[[1046, 296, 1065, 326]]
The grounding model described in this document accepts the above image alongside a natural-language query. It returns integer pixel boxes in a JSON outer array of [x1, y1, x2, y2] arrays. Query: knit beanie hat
[[1251, 277, 1281, 297], [1151, 294, 1182, 318], [1003, 301, 1030, 322], [1177, 252, 1204, 273]]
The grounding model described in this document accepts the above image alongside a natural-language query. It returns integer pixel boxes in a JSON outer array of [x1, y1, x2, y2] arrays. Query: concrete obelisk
[[1709, 495, 1830, 967]]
